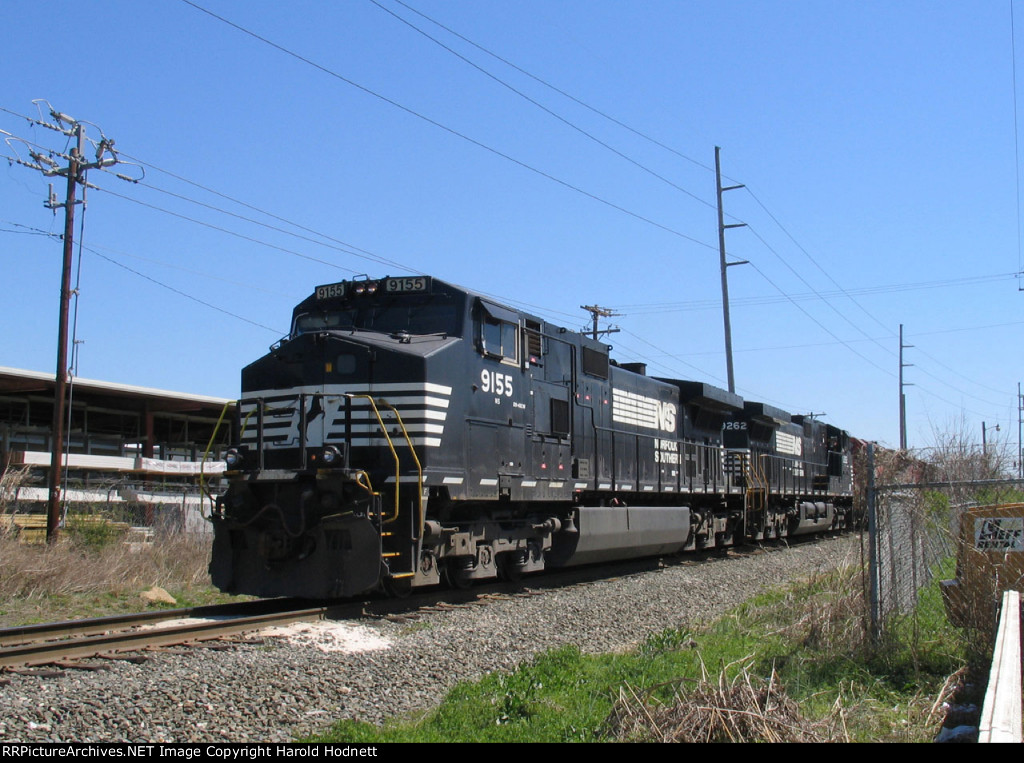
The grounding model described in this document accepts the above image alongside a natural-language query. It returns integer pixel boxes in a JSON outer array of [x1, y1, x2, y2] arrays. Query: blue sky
[[2, 0, 1022, 453]]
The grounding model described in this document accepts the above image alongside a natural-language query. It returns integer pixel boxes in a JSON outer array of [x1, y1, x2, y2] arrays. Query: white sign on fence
[[974, 517, 1024, 552]]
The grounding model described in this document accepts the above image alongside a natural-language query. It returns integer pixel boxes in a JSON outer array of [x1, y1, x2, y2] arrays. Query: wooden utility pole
[[38, 113, 118, 542], [715, 147, 747, 394], [45, 124, 84, 543], [1, 105, 120, 541], [580, 304, 620, 340]]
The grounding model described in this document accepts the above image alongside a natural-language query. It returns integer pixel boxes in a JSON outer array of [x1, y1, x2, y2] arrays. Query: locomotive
[[210, 275, 854, 598]]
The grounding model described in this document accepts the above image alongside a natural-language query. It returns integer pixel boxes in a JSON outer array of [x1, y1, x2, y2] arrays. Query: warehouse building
[[0, 366, 235, 533]]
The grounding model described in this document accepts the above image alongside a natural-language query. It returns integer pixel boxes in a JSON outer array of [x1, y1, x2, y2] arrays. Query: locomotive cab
[[212, 277, 468, 597]]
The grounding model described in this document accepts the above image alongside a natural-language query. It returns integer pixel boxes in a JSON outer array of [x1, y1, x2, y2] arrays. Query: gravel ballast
[[1, 535, 860, 742]]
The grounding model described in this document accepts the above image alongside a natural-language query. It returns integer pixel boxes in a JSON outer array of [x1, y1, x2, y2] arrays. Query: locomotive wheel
[[496, 553, 525, 583], [444, 560, 475, 590]]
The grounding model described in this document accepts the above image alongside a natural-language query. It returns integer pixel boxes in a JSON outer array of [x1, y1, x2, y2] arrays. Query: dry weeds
[[0, 531, 212, 599], [605, 659, 838, 743], [783, 568, 870, 655], [2, 465, 214, 607]]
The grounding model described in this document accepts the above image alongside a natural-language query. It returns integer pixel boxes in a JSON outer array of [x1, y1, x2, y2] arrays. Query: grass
[[311, 564, 968, 743]]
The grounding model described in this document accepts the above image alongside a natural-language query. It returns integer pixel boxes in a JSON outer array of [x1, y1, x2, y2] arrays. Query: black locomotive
[[210, 276, 854, 598]]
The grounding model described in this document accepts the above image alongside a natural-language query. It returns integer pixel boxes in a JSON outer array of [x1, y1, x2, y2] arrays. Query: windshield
[[292, 297, 462, 339]]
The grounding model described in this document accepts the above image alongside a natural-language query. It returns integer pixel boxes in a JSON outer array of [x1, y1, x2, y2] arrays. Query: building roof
[[0, 366, 233, 414]]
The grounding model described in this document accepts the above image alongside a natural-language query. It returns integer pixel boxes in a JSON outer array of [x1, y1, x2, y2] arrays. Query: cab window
[[483, 316, 518, 362], [479, 300, 519, 363]]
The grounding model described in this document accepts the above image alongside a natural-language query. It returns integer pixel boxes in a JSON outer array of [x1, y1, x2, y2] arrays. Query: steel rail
[[0, 598, 314, 647], [0, 605, 333, 669]]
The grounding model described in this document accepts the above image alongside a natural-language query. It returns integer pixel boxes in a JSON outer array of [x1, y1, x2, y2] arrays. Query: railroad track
[[0, 598, 359, 670], [0, 569, 632, 670], [0, 538, 814, 671]]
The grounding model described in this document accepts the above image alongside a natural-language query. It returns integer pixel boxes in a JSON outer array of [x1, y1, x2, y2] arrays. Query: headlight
[[322, 445, 343, 467], [224, 448, 243, 469]]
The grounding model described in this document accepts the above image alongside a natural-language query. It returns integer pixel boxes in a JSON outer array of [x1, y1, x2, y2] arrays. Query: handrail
[[734, 450, 769, 532], [343, 394, 423, 533], [375, 399, 424, 540], [198, 400, 233, 520], [343, 394, 402, 523]]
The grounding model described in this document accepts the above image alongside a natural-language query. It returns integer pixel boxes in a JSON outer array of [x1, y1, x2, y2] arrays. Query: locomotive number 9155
[[211, 275, 855, 599]]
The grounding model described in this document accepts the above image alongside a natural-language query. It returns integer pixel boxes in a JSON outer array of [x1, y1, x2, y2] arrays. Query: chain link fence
[[863, 442, 1024, 654]]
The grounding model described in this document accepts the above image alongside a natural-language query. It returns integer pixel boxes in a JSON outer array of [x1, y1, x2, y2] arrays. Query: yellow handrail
[[343, 394, 423, 534], [739, 451, 769, 526], [375, 399, 425, 540], [199, 400, 233, 521]]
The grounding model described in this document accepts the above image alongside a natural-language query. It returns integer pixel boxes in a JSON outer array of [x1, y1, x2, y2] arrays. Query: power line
[[911, 317, 1024, 337], [739, 185, 1018, 408], [7, 123, 587, 327], [176, 0, 718, 252], [376, 8, 1018, 412], [368, 0, 718, 212], [6, 115, 1008, 423], [388, 0, 719, 175], [323, 1, 918, 388], [618, 328, 725, 384], [58, 170, 1015, 417], [349, 10, 925, 387], [91, 183, 361, 273], [908, 346, 1012, 407], [0, 218, 286, 333], [615, 329, 808, 415], [85, 246, 284, 334], [73, 238, 299, 299], [607, 272, 1018, 313], [743, 186, 895, 335], [4, 99, 1010, 430], [741, 220, 894, 357], [114, 151, 424, 275], [123, 174, 420, 273], [742, 259, 893, 378], [3, 69, 910, 403]]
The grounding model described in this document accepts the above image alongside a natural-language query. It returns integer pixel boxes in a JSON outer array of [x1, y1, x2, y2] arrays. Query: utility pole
[[3, 104, 122, 542], [580, 305, 620, 341], [982, 421, 1000, 456], [1018, 382, 1022, 479], [898, 324, 913, 450], [35, 112, 118, 543], [715, 147, 748, 394], [45, 123, 84, 544]]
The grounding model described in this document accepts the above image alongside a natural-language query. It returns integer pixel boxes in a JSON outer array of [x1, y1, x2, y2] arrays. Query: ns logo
[[657, 401, 677, 432]]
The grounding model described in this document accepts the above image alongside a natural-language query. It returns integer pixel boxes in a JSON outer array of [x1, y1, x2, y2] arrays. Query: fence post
[[867, 443, 880, 642]]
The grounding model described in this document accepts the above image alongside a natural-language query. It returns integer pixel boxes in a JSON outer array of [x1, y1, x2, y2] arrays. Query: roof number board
[[315, 283, 346, 300], [384, 277, 429, 293]]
